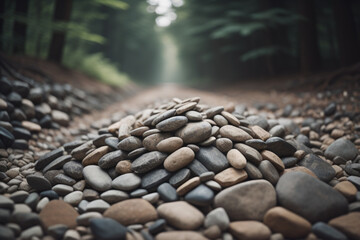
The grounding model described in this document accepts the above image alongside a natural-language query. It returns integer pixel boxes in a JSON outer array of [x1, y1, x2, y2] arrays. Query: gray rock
[[20, 225, 43, 239], [90, 218, 127, 240], [244, 162, 263, 179], [234, 143, 262, 165], [63, 161, 83, 180], [86, 199, 110, 213], [26, 175, 52, 191], [98, 150, 127, 169], [0, 225, 14, 240], [169, 168, 191, 187], [245, 139, 267, 151], [53, 173, 76, 186], [117, 136, 142, 152], [196, 147, 229, 173], [35, 148, 64, 171], [141, 169, 172, 191], [157, 183, 178, 202], [266, 137, 297, 157], [204, 207, 230, 231], [175, 121, 212, 144], [100, 190, 129, 204], [258, 160, 279, 185], [348, 176, 360, 189], [77, 212, 103, 226], [325, 138, 358, 161], [156, 116, 188, 132], [64, 191, 83, 206], [312, 222, 348, 240], [282, 157, 298, 168], [112, 173, 141, 191], [131, 151, 167, 174], [298, 154, 336, 182], [83, 165, 112, 192], [184, 184, 214, 206], [188, 159, 209, 176], [276, 172, 348, 223]]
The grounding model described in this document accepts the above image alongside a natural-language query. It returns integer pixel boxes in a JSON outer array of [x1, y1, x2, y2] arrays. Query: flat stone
[[298, 153, 336, 182], [104, 137, 119, 149], [71, 141, 93, 160], [156, 137, 183, 153], [155, 231, 208, 240], [148, 219, 166, 235], [143, 133, 172, 151], [157, 201, 204, 230], [51, 110, 69, 126], [35, 148, 64, 171], [184, 184, 214, 206], [20, 225, 43, 239], [244, 162, 263, 179], [169, 168, 191, 187], [77, 212, 103, 226], [312, 222, 348, 240], [214, 179, 276, 221], [52, 184, 73, 196], [152, 109, 176, 126], [24, 192, 39, 210], [250, 125, 271, 141], [227, 149, 246, 169], [142, 192, 159, 204], [221, 111, 240, 126], [333, 181, 357, 201], [112, 173, 141, 191], [27, 175, 52, 191], [216, 138, 233, 153], [348, 176, 360, 189], [266, 137, 297, 157], [245, 139, 267, 151], [117, 136, 142, 152], [196, 147, 229, 173], [261, 150, 285, 171], [43, 155, 72, 173], [188, 159, 209, 176], [157, 183, 178, 202], [103, 199, 158, 225], [258, 160, 279, 185], [12, 212, 41, 229], [63, 161, 83, 180], [82, 146, 110, 166], [282, 157, 298, 168], [131, 151, 167, 174], [325, 138, 358, 161], [185, 110, 203, 121], [0, 225, 15, 240], [220, 125, 252, 142], [100, 190, 129, 204], [264, 207, 311, 239], [98, 150, 127, 169], [175, 121, 212, 144], [234, 143, 263, 165], [205, 106, 224, 118], [214, 167, 248, 187], [164, 147, 194, 172], [39, 200, 79, 229], [229, 221, 271, 240], [83, 165, 112, 192], [90, 218, 127, 240], [10, 190, 29, 203], [176, 177, 201, 196], [52, 174, 76, 187], [86, 199, 110, 213], [22, 121, 41, 132], [141, 169, 172, 191], [156, 116, 188, 132], [204, 207, 229, 231], [329, 212, 360, 240], [276, 171, 348, 223], [176, 102, 197, 115], [63, 229, 80, 240], [64, 191, 83, 206]]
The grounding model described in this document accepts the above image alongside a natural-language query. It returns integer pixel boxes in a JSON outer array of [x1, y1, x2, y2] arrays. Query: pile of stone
[[0, 76, 120, 151], [1, 96, 360, 240]]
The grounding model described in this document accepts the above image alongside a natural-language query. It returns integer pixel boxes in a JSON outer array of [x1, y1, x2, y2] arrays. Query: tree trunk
[[13, 0, 29, 54], [298, 0, 321, 74], [332, 0, 359, 66], [0, 0, 5, 51], [48, 0, 72, 63]]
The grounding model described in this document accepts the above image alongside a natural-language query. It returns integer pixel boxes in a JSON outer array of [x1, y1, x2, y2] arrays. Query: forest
[[1, 0, 360, 85]]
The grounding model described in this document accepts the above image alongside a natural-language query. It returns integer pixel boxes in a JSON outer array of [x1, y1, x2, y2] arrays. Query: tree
[[48, 0, 73, 63], [13, 0, 29, 54]]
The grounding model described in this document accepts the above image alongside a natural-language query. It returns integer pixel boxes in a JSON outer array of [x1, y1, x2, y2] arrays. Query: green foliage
[[241, 46, 294, 62], [94, 0, 129, 10]]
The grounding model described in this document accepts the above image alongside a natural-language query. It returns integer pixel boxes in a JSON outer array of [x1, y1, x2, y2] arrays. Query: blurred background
[[1, 0, 360, 88]]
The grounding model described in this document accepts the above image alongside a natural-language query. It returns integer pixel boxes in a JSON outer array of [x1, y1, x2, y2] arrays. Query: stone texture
[[325, 138, 358, 161], [196, 147, 229, 173], [229, 221, 271, 240], [164, 147, 194, 172], [175, 121, 212, 144], [329, 212, 360, 240], [219, 125, 252, 142], [131, 151, 167, 174], [82, 146, 110, 166], [227, 149, 247, 169], [204, 207, 230, 231], [156, 116, 188, 132], [112, 173, 141, 191], [214, 167, 248, 187], [39, 200, 79, 229], [83, 165, 112, 192], [298, 153, 336, 182], [155, 231, 208, 240], [156, 137, 183, 153]]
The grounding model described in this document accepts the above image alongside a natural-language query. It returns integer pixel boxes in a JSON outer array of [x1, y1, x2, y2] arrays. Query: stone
[[175, 121, 212, 144], [184, 184, 214, 206], [24, 192, 39, 210], [221, 111, 240, 126], [0, 225, 15, 240], [64, 191, 83, 206], [10, 190, 29, 203], [258, 160, 279, 185], [43, 155, 72, 173], [82, 146, 110, 166], [261, 150, 285, 171], [169, 168, 191, 187], [71, 141, 93, 161], [149, 219, 166, 235], [214, 114, 228, 126], [98, 150, 127, 169], [282, 157, 298, 168], [77, 212, 103, 226], [219, 125, 252, 142], [264, 207, 311, 239], [188, 159, 209, 176], [20, 225, 43, 239], [141, 169, 172, 191], [324, 102, 337, 116], [115, 160, 132, 174], [142, 192, 159, 204], [234, 143, 263, 165], [329, 212, 360, 240], [131, 151, 167, 174], [90, 218, 127, 240], [200, 171, 215, 181], [52, 110, 70, 126], [250, 125, 271, 141], [35, 147, 64, 171], [325, 138, 358, 161], [155, 231, 208, 240], [158, 183, 178, 202], [348, 176, 360, 189], [204, 207, 229, 231], [52, 184, 74, 196], [266, 137, 297, 157], [298, 154, 336, 182], [143, 133, 172, 151], [118, 136, 142, 151], [164, 147, 194, 172], [276, 172, 348, 223], [176, 177, 201, 196], [204, 225, 222, 239], [245, 139, 267, 151], [196, 147, 229, 173], [244, 162, 263, 179], [0, 126, 15, 148], [22, 121, 41, 132], [214, 179, 276, 221], [312, 222, 348, 240], [63, 140, 86, 152], [39, 200, 79, 229], [63, 161, 83, 180], [176, 102, 197, 114], [214, 167, 248, 187], [64, 229, 80, 240], [156, 116, 188, 131], [104, 137, 119, 149], [156, 137, 183, 153], [103, 199, 157, 225], [157, 201, 204, 230], [227, 149, 246, 169], [83, 165, 112, 192], [186, 110, 203, 121], [152, 109, 176, 125], [100, 190, 129, 204], [216, 138, 233, 153], [112, 173, 141, 191], [229, 221, 271, 240], [333, 181, 358, 201], [26, 175, 52, 191], [86, 199, 110, 213]]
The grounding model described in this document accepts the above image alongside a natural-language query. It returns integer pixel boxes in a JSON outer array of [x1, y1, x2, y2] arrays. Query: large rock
[[214, 180, 276, 221], [175, 122, 212, 144], [39, 200, 79, 229], [329, 212, 360, 240], [196, 147, 229, 173], [298, 154, 336, 182], [83, 165, 112, 192], [325, 138, 358, 161], [276, 172, 348, 223]]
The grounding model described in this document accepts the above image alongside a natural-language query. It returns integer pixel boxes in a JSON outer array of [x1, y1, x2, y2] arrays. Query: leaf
[[211, 22, 265, 39], [94, 0, 129, 10], [241, 46, 294, 62]]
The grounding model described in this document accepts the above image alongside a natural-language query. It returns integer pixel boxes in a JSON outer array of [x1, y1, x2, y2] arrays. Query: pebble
[[36, 197, 49, 212], [250, 125, 271, 141], [0, 225, 15, 240], [98, 150, 127, 169], [261, 150, 285, 171], [64, 191, 83, 206], [219, 125, 252, 142], [312, 222, 348, 240], [298, 153, 336, 182], [157, 201, 204, 230], [188, 159, 209, 176], [24, 192, 39, 210], [53, 174, 76, 187], [131, 151, 167, 174], [266, 137, 297, 157], [148, 219, 166, 235], [199, 171, 215, 181], [156, 116, 188, 131], [164, 147, 194, 172], [64, 229, 81, 240], [43, 155, 72, 173], [34, 147, 64, 170], [112, 173, 141, 191], [216, 138, 233, 153], [10, 190, 29, 203], [83, 165, 112, 192], [155, 231, 208, 240], [214, 179, 276, 221], [325, 138, 358, 161], [115, 160, 132, 174], [26, 175, 52, 191], [71, 141, 93, 160], [184, 184, 214, 206], [245, 139, 267, 150], [90, 218, 127, 240], [196, 147, 229, 173], [169, 168, 191, 187], [214, 167, 248, 187], [20, 225, 43, 239], [156, 137, 183, 153], [39, 200, 79, 229], [185, 110, 203, 121], [264, 207, 311, 239], [234, 143, 263, 165], [229, 221, 271, 240], [103, 199, 158, 225], [175, 121, 212, 144], [63, 161, 83, 180], [176, 177, 201, 196], [204, 207, 229, 231], [157, 183, 178, 202], [142, 192, 160, 204], [329, 212, 360, 240], [333, 181, 358, 201], [227, 149, 247, 169], [104, 137, 119, 149], [258, 160, 279, 185], [77, 212, 103, 226], [82, 146, 110, 166], [276, 171, 348, 223], [143, 133, 172, 151], [86, 199, 110, 213], [118, 136, 142, 151], [22, 121, 41, 132], [204, 225, 222, 239], [282, 157, 298, 168], [348, 175, 360, 189], [100, 190, 129, 203]]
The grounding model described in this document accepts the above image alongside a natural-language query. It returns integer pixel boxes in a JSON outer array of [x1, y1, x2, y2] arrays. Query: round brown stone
[[219, 125, 252, 142], [329, 212, 360, 240], [143, 133, 172, 151], [155, 231, 208, 240], [164, 147, 195, 172], [333, 181, 357, 201], [229, 221, 271, 240], [156, 137, 183, 153], [22, 121, 41, 132], [214, 167, 248, 187], [115, 160, 132, 174], [221, 111, 240, 126], [82, 146, 110, 166], [264, 207, 311, 239], [103, 199, 157, 226], [176, 177, 201, 196], [261, 150, 285, 171], [216, 138, 233, 153], [39, 200, 79, 229], [227, 149, 247, 169]]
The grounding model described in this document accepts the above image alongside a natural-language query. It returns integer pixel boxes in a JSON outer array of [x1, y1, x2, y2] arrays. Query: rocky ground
[[1, 66, 360, 240]]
